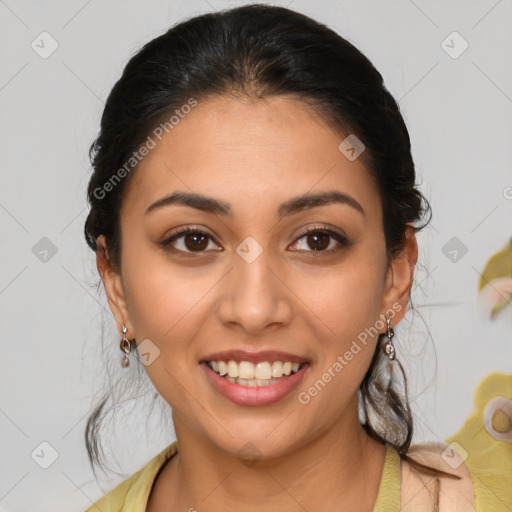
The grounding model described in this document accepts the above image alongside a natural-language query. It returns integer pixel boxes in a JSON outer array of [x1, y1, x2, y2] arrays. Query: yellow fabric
[[374, 442, 401, 510], [85, 442, 400, 511], [446, 372, 512, 512], [86, 442, 178, 511]]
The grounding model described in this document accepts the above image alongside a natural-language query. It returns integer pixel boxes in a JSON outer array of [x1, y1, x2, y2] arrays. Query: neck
[[150, 400, 387, 512]]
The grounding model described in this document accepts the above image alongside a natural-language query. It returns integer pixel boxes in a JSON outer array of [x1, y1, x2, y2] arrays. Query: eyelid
[[294, 223, 347, 240]]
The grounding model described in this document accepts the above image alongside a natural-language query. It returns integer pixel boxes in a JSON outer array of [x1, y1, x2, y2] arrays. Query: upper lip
[[200, 349, 309, 365]]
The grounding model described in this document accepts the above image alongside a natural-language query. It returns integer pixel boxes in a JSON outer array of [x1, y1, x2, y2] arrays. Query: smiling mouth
[[203, 359, 307, 387]]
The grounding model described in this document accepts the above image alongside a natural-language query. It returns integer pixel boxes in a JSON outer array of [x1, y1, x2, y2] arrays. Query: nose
[[217, 247, 293, 336]]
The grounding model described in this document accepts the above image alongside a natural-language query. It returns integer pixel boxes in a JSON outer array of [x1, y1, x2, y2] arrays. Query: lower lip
[[200, 362, 309, 406]]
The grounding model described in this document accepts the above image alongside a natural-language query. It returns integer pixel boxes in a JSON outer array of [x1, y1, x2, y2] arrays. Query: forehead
[[121, 94, 381, 222]]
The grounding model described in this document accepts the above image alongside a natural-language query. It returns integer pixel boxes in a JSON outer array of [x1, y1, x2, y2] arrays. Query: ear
[[96, 235, 134, 338], [379, 226, 418, 329]]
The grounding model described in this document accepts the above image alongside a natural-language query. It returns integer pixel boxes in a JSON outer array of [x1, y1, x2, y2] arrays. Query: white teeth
[[255, 362, 272, 380], [218, 361, 228, 376], [271, 361, 283, 377], [207, 359, 304, 386], [236, 377, 257, 387], [232, 361, 274, 380], [238, 361, 255, 379], [227, 360, 238, 378], [234, 377, 279, 387]]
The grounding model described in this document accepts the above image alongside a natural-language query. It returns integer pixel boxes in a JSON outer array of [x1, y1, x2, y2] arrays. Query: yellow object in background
[[478, 238, 512, 319], [446, 372, 512, 512]]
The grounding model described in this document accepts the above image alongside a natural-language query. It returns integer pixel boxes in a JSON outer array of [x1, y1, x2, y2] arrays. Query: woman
[[83, 4, 481, 511]]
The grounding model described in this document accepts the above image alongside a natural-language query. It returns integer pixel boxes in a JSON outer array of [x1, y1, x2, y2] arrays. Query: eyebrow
[[144, 190, 365, 219]]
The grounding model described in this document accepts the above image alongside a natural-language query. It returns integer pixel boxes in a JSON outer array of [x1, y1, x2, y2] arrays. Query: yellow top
[[86, 441, 401, 511]]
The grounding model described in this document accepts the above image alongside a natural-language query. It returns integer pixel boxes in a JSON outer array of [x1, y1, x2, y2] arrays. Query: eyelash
[[160, 225, 349, 255]]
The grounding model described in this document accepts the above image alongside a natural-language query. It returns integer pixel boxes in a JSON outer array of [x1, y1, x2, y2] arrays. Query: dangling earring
[[382, 315, 396, 360], [119, 324, 132, 368]]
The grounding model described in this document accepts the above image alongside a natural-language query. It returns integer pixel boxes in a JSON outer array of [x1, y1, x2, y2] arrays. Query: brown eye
[[183, 232, 209, 251], [161, 228, 220, 253], [291, 228, 349, 253], [305, 232, 330, 251]]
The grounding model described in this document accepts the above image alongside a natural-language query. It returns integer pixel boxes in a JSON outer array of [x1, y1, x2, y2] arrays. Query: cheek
[[119, 256, 207, 404], [295, 251, 386, 339], [120, 241, 209, 336], [291, 247, 387, 402], [294, 265, 384, 418]]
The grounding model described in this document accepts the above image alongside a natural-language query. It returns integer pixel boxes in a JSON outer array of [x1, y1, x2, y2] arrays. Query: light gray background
[[1, 0, 511, 510]]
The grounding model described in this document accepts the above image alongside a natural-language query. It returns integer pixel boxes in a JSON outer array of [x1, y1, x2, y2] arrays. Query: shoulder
[[400, 440, 477, 512], [84, 441, 178, 512]]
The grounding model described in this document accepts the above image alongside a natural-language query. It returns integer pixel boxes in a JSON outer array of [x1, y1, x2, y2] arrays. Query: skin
[[97, 94, 418, 511]]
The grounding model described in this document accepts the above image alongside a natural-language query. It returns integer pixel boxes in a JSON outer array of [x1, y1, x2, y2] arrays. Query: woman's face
[[99, 94, 416, 459]]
